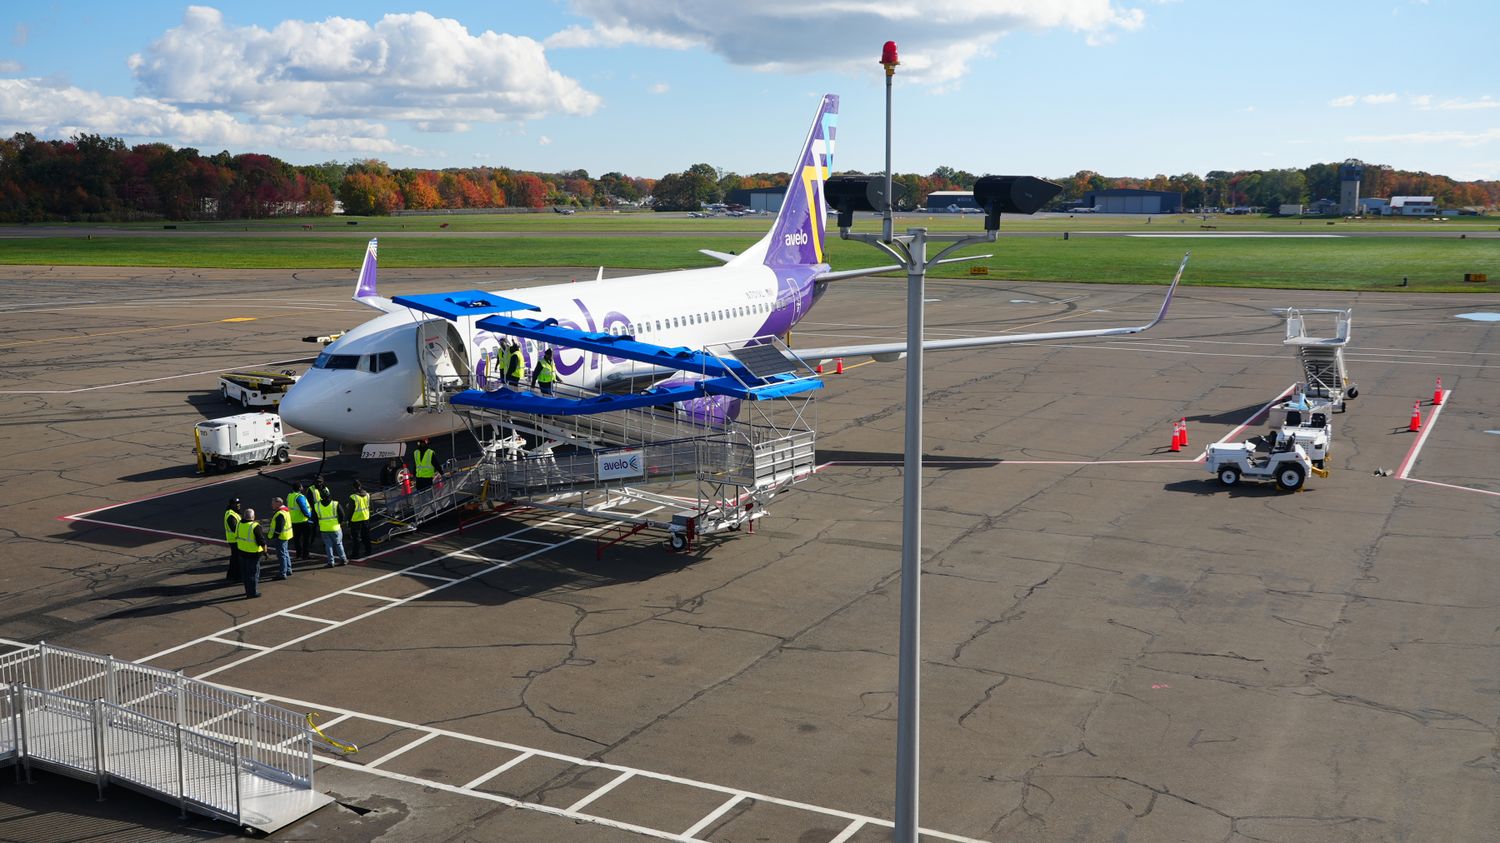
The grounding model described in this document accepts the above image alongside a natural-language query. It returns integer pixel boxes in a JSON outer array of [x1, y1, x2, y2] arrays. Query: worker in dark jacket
[[223, 498, 243, 582], [236, 508, 267, 598]]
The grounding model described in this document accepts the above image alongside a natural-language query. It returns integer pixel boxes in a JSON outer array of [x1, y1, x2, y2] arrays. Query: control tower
[[1338, 162, 1363, 215]]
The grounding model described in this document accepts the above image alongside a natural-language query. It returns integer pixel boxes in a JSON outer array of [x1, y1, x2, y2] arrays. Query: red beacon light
[[880, 40, 899, 71]]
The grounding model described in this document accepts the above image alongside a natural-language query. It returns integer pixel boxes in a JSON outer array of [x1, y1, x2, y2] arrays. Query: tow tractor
[[1205, 434, 1327, 492], [219, 369, 300, 408], [1267, 392, 1333, 468]]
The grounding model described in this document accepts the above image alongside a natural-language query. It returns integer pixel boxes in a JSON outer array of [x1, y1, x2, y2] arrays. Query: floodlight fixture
[[972, 175, 1063, 230], [826, 174, 905, 229]]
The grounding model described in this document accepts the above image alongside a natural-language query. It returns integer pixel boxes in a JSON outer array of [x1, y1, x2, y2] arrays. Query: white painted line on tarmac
[[461, 751, 534, 790], [281, 612, 339, 626], [343, 590, 401, 603], [827, 819, 868, 843], [682, 794, 744, 839], [208, 636, 271, 651], [364, 731, 440, 770], [1404, 477, 1500, 498], [566, 770, 635, 813], [0, 356, 314, 394]]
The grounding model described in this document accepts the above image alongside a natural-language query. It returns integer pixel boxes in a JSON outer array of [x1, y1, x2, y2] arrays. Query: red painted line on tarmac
[[1396, 390, 1451, 479]]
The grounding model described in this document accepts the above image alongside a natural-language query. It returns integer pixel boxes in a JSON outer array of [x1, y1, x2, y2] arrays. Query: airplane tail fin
[[737, 94, 838, 269], [355, 238, 378, 298]]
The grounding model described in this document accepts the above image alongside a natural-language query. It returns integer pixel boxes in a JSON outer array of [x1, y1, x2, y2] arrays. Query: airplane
[[280, 94, 1185, 446]]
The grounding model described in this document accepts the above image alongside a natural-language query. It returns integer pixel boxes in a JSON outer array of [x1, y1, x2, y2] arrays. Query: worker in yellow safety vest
[[531, 347, 558, 396], [235, 508, 266, 598], [412, 439, 437, 490], [347, 481, 372, 560], [483, 348, 504, 391], [314, 494, 348, 567], [504, 339, 526, 387], [223, 498, 243, 582], [269, 497, 294, 580], [287, 482, 313, 561]]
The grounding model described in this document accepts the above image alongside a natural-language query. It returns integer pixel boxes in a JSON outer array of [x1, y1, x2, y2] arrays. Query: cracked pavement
[[1, 265, 1498, 841]]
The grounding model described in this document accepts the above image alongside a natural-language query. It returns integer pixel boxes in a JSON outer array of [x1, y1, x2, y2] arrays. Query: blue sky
[[2, 1, 1497, 181]]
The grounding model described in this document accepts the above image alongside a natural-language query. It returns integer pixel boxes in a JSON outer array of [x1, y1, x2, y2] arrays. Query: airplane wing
[[796, 252, 1188, 364], [814, 253, 991, 284]]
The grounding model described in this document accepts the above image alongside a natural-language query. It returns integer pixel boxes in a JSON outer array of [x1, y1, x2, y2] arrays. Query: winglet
[[1141, 251, 1189, 331], [354, 238, 379, 298]]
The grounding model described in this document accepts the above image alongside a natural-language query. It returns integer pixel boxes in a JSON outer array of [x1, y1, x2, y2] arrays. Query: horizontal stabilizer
[[815, 253, 991, 284], [699, 249, 737, 264], [797, 252, 1188, 363]]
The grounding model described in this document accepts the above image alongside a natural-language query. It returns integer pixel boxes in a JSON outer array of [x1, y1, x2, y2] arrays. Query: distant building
[[1082, 188, 1183, 214], [1359, 197, 1390, 215], [1389, 196, 1438, 216], [725, 187, 787, 212], [923, 190, 980, 211], [1279, 204, 1305, 216]]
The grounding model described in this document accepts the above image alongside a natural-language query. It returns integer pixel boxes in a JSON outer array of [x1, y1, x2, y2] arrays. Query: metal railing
[[0, 643, 319, 825]]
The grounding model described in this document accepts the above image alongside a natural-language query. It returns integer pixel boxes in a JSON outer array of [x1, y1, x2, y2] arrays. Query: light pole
[[826, 46, 1063, 840]]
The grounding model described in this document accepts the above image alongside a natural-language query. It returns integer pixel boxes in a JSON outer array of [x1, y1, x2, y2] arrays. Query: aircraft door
[[417, 319, 470, 398]]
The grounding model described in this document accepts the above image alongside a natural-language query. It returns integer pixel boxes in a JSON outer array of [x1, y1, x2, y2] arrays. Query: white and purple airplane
[[280, 94, 1183, 445]]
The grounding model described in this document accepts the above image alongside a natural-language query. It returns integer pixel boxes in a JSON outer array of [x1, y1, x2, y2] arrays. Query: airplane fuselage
[[280, 263, 825, 444]]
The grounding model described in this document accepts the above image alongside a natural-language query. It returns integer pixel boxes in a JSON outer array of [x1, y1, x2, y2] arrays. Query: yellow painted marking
[[0, 314, 288, 349]]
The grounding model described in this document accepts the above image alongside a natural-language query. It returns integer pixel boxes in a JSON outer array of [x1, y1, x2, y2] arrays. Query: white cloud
[[648, 82, 669, 95], [11, 24, 27, 47], [1331, 93, 1397, 107], [1346, 128, 1500, 146], [0, 59, 21, 74], [0, 77, 416, 155], [539, 135, 552, 146], [1426, 95, 1500, 111], [128, 7, 601, 124], [550, 0, 1145, 84]]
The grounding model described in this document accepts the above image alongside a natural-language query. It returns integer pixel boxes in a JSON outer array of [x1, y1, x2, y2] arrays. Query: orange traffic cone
[[1432, 377, 1443, 405], [835, 357, 844, 374], [1408, 401, 1422, 432], [814, 362, 823, 374], [1170, 420, 1182, 452], [1178, 418, 1189, 447]]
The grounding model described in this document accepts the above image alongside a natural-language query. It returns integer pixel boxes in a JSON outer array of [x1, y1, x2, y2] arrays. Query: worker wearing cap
[[287, 482, 313, 561], [531, 348, 558, 396], [269, 497, 294, 579], [412, 439, 437, 490], [235, 508, 266, 598], [314, 491, 348, 567], [223, 498, 243, 582], [347, 481, 372, 560], [483, 348, 503, 391]]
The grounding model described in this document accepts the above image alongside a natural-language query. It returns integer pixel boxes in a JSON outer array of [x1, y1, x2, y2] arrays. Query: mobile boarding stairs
[[0, 642, 336, 834], [1278, 307, 1358, 412], [376, 291, 822, 549]]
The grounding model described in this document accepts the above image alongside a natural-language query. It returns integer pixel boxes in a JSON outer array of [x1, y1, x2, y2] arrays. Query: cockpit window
[[369, 351, 398, 373], [314, 352, 360, 370]]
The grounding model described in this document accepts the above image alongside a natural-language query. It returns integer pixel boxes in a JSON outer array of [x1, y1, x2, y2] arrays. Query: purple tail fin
[[354, 238, 378, 298], [762, 95, 838, 268]]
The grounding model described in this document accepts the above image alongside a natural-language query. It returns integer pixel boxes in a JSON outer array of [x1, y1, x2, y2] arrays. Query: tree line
[[0, 131, 1494, 223]]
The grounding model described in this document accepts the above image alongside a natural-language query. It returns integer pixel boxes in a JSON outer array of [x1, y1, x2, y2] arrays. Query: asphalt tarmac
[[1, 264, 1497, 842]]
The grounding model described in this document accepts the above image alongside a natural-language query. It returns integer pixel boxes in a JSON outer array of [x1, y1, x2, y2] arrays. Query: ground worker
[[223, 498, 243, 582], [287, 482, 313, 561], [314, 490, 348, 567], [504, 338, 526, 387], [347, 481, 372, 560], [235, 507, 266, 598], [531, 347, 558, 396], [412, 439, 437, 490], [380, 457, 401, 489], [269, 496, 294, 580]]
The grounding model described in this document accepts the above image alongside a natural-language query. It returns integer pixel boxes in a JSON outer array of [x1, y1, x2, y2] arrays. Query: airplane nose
[[279, 371, 346, 442]]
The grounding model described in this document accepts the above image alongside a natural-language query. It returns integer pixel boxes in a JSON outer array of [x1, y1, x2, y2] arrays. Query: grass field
[[0, 212, 1495, 292]]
